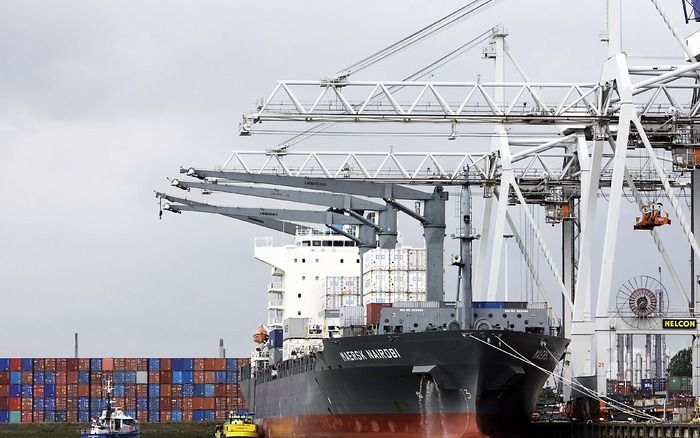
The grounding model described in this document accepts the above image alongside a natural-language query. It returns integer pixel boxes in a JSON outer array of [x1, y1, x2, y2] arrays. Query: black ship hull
[[241, 330, 569, 438]]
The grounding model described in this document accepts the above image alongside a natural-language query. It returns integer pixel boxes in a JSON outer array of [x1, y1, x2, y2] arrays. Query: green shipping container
[[9, 411, 21, 423]]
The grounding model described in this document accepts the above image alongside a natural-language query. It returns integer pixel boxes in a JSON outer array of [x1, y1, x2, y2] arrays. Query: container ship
[[239, 228, 568, 438]]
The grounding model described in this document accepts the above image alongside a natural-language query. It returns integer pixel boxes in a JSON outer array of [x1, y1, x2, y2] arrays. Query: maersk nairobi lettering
[[339, 348, 401, 362]]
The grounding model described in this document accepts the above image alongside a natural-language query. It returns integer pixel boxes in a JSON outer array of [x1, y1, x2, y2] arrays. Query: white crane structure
[[159, 0, 700, 399]]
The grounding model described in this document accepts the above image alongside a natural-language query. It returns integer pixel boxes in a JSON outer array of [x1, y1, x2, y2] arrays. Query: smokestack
[[74, 333, 78, 358], [219, 339, 225, 358]]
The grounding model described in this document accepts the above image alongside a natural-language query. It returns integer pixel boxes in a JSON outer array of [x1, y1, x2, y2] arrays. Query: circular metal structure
[[615, 275, 669, 329]]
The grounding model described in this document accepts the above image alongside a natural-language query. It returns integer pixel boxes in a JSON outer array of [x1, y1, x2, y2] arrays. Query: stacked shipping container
[[0, 358, 249, 423], [362, 248, 427, 303]]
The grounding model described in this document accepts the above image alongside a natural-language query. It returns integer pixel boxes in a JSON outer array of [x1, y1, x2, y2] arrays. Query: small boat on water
[[79, 380, 141, 438], [213, 413, 259, 438]]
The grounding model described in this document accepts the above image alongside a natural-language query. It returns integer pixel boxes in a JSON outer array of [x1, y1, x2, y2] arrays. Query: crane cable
[[468, 334, 663, 422], [340, 0, 500, 77]]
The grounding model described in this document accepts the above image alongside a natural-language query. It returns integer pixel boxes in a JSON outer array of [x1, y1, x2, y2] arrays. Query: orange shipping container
[[182, 398, 193, 410], [56, 359, 67, 372], [10, 398, 20, 410], [33, 411, 44, 422], [21, 411, 32, 423], [0, 386, 9, 397], [33, 385, 44, 398], [34, 359, 45, 371], [193, 371, 205, 384], [194, 359, 205, 371], [55, 385, 67, 398], [160, 384, 172, 397], [66, 359, 78, 371], [44, 358, 56, 370], [183, 410, 193, 422], [148, 371, 159, 384], [67, 371, 79, 384], [78, 359, 90, 371], [205, 371, 216, 384], [136, 384, 148, 398], [56, 372, 67, 385], [78, 384, 89, 397], [193, 397, 215, 410], [172, 398, 182, 410], [21, 372, 32, 384], [21, 398, 32, 410], [102, 358, 114, 371], [55, 398, 67, 410], [137, 359, 148, 371], [160, 410, 171, 422]]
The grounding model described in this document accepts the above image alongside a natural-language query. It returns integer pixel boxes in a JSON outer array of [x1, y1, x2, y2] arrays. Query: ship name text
[[339, 348, 401, 362]]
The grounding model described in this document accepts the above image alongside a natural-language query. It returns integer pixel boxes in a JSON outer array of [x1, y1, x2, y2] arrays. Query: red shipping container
[[56, 359, 67, 372], [0, 385, 9, 397], [33, 385, 45, 398], [215, 410, 228, 421], [56, 372, 67, 385], [183, 410, 193, 422], [160, 371, 172, 384], [67, 384, 78, 398], [193, 371, 205, 384], [78, 359, 90, 371], [238, 358, 250, 366], [194, 359, 205, 371], [90, 385, 103, 397], [21, 398, 32, 410], [137, 410, 148, 421], [367, 302, 393, 326], [193, 397, 215, 410], [136, 384, 148, 398], [212, 359, 226, 370], [55, 398, 67, 410], [56, 385, 67, 398], [34, 359, 45, 371], [21, 411, 32, 423], [182, 397, 193, 410], [161, 384, 172, 397], [10, 397, 20, 410], [67, 398, 77, 410], [125, 385, 136, 398], [9, 359, 21, 371], [66, 359, 78, 372], [172, 398, 182, 410], [44, 358, 56, 370], [114, 359, 124, 371], [34, 411, 44, 422], [102, 358, 114, 371], [66, 410, 78, 422], [204, 359, 215, 370], [215, 397, 228, 409], [160, 359, 172, 371], [67, 371, 78, 384], [78, 384, 89, 397], [137, 359, 148, 371], [148, 371, 159, 384], [0, 372, 9, 385], [0, 398, 9, 410], [160, 410, 171, 422], [125, 398, 136, 410], [215, 384, 226, 397], [21, 371, 32, 384], [205, 371, 216, 384], [159, 397, 172, 410]]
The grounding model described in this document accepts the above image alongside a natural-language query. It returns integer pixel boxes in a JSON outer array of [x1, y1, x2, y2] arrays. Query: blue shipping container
[[215, 371, 226, 384], [90, 359, 102, 370], [193, 384, 205, 397], [183, 358, 194, 370], [21, 384, 32, 398], [269, 329, 283, 348], [148, 384, 160, 397], [44, 384, 56, 398], [148, 359, 160, 371], [204, 384, 215, 397], [0, 359, 9, 371], [172, 371, 183, 384], [33, 398, 44, 410], [183, 384, 194, 397], [9, 385, 20, 397], [33, 371, 44, 384], [10, 372, 21, 385], [226, 371, 238, 384], [78, 371, 89, 384], [44, 411, 55, 423], [125, 410, 136, 419], [113, 384, 125, 397], [44, 372, 55, 384], [172, 359, 183, 371], [137, 398, 148, 411], [226, 358, 238, 370], [182, 371, 194, 384], [124, 372, 136, 384], [21, 359, 32, 371], [113, 372, 124, 384], [148, 411, 159, 422], [172, 410, 183, 422], [45, 397, 56, 410]]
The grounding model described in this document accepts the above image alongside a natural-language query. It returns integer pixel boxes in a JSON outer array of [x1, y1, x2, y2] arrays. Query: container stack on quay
[[0, 357, 250, 424], [362, 248, 427, 304]]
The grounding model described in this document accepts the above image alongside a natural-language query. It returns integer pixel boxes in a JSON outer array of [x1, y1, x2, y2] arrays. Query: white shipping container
[[339, 305, 365, 326], [364, 292, 393, 304], [136, 371, 148, 384], [363, 270, 390, 293], [389, 249, 410, 270], [408, 248, 427, 271], [408, 271, 426, 293], [389, 270, 409, 292], [363, 248, 391, 272], [392, 292, 410, 302]]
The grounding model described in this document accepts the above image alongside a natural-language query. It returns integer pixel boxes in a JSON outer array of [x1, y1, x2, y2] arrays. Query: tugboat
[[79, 380, 141, 438], [213, 412, 259, 438]]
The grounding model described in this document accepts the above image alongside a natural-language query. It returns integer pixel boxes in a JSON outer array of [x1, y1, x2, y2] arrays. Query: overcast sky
[[1, 0, 696, 359]]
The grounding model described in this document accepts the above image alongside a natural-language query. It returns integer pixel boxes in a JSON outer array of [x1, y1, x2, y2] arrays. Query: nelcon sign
[[662, 319, 697, 329]]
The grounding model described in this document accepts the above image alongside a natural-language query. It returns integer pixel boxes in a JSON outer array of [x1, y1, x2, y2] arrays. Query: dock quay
[[530, 422, 700, 438]]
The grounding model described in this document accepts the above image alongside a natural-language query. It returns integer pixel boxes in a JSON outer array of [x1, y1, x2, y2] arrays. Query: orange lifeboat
[[252, 325, 269, 344]]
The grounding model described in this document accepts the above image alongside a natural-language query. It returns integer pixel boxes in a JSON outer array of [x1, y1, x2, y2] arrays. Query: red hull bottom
[[262, 413, 492, 438]]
